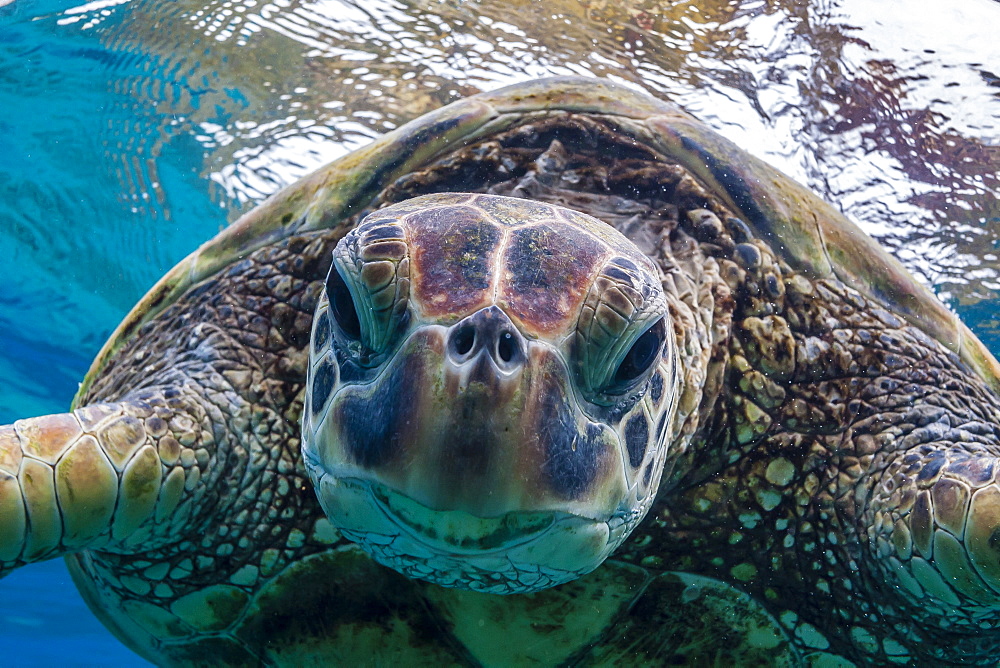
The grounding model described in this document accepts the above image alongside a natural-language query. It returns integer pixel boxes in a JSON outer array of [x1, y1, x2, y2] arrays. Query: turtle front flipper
[[0, 393, 205, 575], [869, 439, 1000, 619]]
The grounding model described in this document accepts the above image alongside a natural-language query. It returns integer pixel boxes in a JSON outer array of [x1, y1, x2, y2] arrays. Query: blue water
[[1, 1, 221, 663], [1, 0, 997, 663]]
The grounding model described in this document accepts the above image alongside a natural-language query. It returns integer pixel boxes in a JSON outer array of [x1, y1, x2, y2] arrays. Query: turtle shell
[[76, 76, 1000, 402]]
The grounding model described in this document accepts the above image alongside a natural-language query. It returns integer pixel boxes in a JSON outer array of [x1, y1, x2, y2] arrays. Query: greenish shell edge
[[75, 76, 1000, 404], [638, 114, 1000, 391]]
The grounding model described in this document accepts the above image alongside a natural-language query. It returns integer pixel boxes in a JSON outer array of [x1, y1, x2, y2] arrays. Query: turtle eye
[[326, 263, 362, 341], [609, 318, 665, 393]]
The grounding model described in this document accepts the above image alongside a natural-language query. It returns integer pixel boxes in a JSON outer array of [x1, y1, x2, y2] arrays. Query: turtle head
[[302, 193, 680, 594]]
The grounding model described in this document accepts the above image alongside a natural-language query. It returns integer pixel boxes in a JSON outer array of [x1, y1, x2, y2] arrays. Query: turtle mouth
[[308, 471, 629, 593], [372, 482, 557, 554]]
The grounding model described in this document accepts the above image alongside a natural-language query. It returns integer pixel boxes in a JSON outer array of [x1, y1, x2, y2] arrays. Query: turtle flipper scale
[[871, 450, 1000, 610], [0, 390, 209, 575]]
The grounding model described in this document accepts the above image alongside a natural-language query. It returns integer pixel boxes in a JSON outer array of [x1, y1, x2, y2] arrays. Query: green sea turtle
[[3, 76, 1000, 666]]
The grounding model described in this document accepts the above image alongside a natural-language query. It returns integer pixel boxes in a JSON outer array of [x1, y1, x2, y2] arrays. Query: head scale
[[302, 192, 680, 594]]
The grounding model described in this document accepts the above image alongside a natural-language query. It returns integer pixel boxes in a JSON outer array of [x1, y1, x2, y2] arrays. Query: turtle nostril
[[452, 326, 476, 356], [447, 308, 525, 368], [497, 331, 517, 363]]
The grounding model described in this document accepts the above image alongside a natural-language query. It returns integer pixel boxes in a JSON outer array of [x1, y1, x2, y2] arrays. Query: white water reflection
[[2, 0, 997, 425]]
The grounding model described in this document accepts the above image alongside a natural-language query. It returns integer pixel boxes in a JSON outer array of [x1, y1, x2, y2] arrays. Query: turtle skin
[[1, 78, 1000, 666]]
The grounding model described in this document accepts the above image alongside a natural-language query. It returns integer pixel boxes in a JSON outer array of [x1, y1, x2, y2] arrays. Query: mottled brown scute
[[501, 220, 608, 336], [407, 204, 504, 320]]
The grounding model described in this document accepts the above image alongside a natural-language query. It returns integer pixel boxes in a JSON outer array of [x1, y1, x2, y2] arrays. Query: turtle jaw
[[306, 472, 630, 594], [374, 481, 556, 554]]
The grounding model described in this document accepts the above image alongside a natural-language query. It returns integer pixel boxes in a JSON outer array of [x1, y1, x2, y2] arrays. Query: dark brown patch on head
[[501, 220, 608, 335], [649, 371, 664, 406], [335, 353, 424, 469], [359, 221, 406, 244], [361, 240, 408, 263], [624, 413, 649, 468], [916, 453, 946, 482], [533, 373, 614, 500], [360, 261, 396, 291], [312, 309, 331, 356], [655, 411, 668, 442], [407, 206, 503, 320], [311, 356, 337, 417]]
